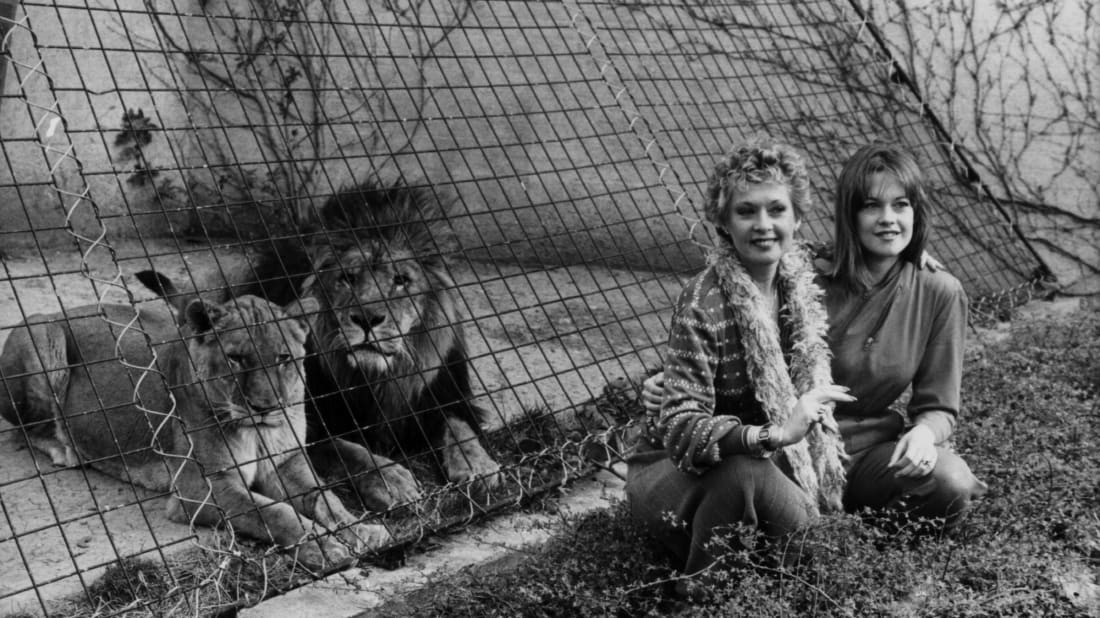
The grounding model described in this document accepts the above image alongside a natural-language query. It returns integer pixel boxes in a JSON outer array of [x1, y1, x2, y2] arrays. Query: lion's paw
[[354, 463, 422, 512], [336, 523, 392, 553], [290, 536, 354, 572], [447, 453, 503, 496]]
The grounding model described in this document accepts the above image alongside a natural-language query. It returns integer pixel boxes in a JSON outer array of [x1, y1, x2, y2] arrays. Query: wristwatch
[[757, 423, 779, 452]]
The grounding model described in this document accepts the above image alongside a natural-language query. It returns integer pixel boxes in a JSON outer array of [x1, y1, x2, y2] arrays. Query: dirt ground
[[0, 239, 683, 614]]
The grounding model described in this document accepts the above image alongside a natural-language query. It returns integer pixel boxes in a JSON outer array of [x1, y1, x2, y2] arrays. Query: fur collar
[[707, 239, 848, 513]]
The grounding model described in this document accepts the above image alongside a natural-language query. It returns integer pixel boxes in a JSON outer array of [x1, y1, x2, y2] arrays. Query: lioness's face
[[188, 296, 310, 428], [312, 244, 436, 373]]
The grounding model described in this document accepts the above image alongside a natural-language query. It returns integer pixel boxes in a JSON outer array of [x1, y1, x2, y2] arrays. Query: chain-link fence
[[0, 1, 1045, 615]]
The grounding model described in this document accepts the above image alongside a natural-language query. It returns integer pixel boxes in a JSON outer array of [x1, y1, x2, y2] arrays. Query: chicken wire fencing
[[0, 0, 1045, 615]]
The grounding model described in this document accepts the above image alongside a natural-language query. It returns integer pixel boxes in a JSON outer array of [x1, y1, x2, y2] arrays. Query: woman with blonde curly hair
[[626, 138, 853, 587]]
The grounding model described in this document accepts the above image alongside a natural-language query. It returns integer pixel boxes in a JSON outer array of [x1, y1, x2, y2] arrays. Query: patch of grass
[[83, 558, 173, 615], [46, 539, 308, 617], [393, 309, 1100, 617]]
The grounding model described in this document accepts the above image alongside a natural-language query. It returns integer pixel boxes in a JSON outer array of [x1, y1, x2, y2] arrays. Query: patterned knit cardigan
[[654, 241, 848, 513]]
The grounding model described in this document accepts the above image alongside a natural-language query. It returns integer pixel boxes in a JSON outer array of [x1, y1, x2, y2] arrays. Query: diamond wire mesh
[[0, 0, 1043, 615]]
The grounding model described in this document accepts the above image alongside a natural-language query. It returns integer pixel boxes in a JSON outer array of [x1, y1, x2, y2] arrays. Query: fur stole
[[707, 240, 848, 513]]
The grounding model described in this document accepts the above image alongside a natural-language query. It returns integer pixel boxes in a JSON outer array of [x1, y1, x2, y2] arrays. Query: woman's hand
[[774, 385, 856, 447], [887, 424, 938, 478], [641, 372, 665, 414], [919, 250, 945, 272]]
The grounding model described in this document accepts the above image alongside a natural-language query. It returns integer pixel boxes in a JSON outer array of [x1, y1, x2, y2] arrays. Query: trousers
[[844, 441, 988, 528], [626, 442, 986, 574], [625, 450, 816, 574]]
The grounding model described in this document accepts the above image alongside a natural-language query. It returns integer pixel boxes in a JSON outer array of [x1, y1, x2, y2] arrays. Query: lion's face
[[309, 243, 451, 375], [185, 295, 312, 428]]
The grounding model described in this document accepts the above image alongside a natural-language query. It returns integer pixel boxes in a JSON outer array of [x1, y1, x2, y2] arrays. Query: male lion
[[144, 179, 501, 512], [0, 289, 390, 570]]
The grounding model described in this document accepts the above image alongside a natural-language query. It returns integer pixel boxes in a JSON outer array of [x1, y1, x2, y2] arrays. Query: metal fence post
[[0, 0, 15, 96]]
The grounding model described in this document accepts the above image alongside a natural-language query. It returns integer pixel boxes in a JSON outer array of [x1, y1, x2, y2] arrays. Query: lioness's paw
[[48, 444, 79, 468], [337, 523, 392, 553], [354, 464, 422, 512], [291, 537, 354, 572]]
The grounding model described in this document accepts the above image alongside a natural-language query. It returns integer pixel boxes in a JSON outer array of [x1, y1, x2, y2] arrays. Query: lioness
[[0, 289, 389, 570], [140, 179, 502, 511]]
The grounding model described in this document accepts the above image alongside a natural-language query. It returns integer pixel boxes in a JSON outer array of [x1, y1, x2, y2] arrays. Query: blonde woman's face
[[719, 181, 800, 271]]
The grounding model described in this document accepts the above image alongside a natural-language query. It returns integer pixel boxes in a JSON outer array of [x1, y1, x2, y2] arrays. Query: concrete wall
[[1, 1, 197, 253], [871, 0, 1099, 294]]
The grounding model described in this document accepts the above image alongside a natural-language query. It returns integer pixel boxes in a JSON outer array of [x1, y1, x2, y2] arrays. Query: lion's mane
[[239, 179, 482, 456]]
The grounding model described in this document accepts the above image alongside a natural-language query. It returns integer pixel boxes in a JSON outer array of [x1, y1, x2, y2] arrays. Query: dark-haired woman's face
[[857, 171, 913, 266], [720, 181, 799, 272]]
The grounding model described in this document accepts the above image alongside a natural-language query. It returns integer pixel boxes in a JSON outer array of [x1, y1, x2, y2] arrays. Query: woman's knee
[[699, 455, 816, 535], [697, 454, 765, 489], [625, 477, 677, 532], [927, 454, 987, 518]]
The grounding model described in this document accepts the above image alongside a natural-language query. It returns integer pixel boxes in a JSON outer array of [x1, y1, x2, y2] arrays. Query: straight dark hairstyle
[[831, 143, 930, 290]]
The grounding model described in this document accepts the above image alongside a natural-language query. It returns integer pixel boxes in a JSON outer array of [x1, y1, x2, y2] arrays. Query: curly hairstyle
[[831, 143, 930, 289], [703, 138, 813, 227]]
